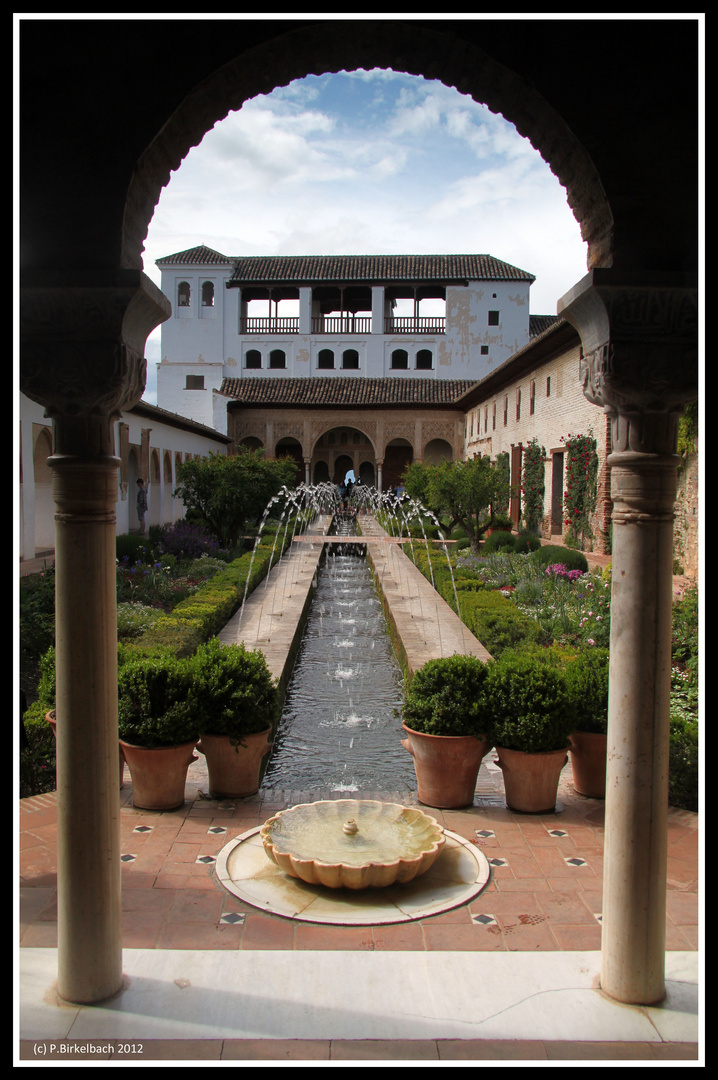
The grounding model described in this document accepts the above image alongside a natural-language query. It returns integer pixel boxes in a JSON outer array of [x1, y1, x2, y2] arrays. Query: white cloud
[[142, 68, 588, 355]]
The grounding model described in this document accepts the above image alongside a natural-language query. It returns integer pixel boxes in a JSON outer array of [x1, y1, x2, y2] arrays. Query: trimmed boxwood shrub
[[485, 650, 573, 752], [533, 545, 589, 573], [189, 638, 279, 742], [482, 530, 517, 554], [117, 652, 201, 748], [457, 590, 545, 657], [402, 653, 491, 737], [564, 647, 610, 734], [668, 716, 698, 812]]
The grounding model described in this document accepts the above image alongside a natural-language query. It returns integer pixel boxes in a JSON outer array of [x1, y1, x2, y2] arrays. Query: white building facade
[[19, 394, 231, 561], [155, 246, 535, 431]]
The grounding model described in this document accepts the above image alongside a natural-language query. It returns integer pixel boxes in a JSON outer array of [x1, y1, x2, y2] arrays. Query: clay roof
[[154, 246, 534, 284], [227, 254, 535, 286], [155, 245, 234, 266], [220, 377, 477, 408], [529, 314, 562, 337]]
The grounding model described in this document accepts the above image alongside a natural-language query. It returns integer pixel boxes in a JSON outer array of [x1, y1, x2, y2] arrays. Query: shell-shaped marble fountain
[[260, 799, 445, 890]]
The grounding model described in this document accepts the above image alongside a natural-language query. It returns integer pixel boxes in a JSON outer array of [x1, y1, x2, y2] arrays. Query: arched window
[[391, 349, 408, 370], [317, 349, 334, 369], [269, 349, 286, 369], [201, 281, 214, 307], [416, 349, 433, 370], [342, 349, 359, 370], [245, 350, 261, 369], [177, 281, 191, 307]]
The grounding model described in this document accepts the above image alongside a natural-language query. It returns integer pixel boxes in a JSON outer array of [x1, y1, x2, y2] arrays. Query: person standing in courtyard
[[136, 477, 148, 535]]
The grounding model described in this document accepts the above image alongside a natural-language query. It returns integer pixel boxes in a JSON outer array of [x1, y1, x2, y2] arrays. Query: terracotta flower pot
[[495, 745, 569, 813], [401, 723, 492, 809], [47, 710, 126, 789], [197, 728, 273, 799], [119, 739, 198, 811], [569, 730, 607, 799]]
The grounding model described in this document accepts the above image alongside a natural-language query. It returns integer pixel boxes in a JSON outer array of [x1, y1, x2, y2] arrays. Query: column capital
[[558, 270, 698, 456], [20, 271, 171, 458]]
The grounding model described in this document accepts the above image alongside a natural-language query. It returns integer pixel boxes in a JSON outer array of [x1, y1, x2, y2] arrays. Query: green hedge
[[20, 531, 294, 796], [405, 544, 543, 657]]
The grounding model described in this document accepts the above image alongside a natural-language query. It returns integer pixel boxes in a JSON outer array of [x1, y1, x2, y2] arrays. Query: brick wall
[[463, 337, 613, 553]]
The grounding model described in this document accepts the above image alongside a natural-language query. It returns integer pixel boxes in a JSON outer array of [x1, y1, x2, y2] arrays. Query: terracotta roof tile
[[155, 245, 233, 266], [154, 246, 534, 283], [529, 314, 562, 337], [227, 254, 535, 286], [220, 377, 477, 408]]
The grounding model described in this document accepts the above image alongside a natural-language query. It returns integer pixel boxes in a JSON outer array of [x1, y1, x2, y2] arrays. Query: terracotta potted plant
[[191, 638, 279, 799], [565, 647, 609, 798], [486, 650, 573, 813], [36, 646, 126, 788], [118, 653, 200, 811], [401, 653, 493, 809]]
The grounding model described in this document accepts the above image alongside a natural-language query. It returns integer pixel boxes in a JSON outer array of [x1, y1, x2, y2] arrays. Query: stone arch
[[32, 426, 54, 549], [333, 454, 354, 486], [424, 438, 453, 463], [313, 460, 330, 485], [359, 460, 375, 487], [149, 448, 161, 526], [162, 449, 174, 524], [275, 436, 303, 475], [127, 447, 142, 532], [312, 423, 377, 457], [239, 435, 264, 452], [121, 23, 610, 277], [384, 437, 414, 490]]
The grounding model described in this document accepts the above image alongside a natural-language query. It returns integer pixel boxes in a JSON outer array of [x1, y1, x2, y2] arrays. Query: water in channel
[[263, 524, 415, 794]]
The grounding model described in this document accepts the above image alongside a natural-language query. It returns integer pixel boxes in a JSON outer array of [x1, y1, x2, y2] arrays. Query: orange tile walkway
[[19, 761, 699, 1060], [19, 766, 699, 955]]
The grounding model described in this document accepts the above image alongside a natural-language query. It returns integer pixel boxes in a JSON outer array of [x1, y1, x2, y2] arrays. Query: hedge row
[[20, 530, 295, 797], [406, 545, 543, 657]]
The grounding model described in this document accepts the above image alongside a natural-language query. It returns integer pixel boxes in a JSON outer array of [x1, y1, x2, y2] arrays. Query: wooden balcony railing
[[240, 315, 446, 335], [311, 316, 372, 334], [241, 317, 300, 334], [385, 316, 445, 334]]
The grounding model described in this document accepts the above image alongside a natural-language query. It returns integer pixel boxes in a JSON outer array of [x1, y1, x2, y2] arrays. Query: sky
[[141, 67, 589, 404]]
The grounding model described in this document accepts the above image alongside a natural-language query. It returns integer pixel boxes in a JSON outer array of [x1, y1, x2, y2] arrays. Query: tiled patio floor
[[19, 759, 699, 955], [18, 756, 700, 1061]]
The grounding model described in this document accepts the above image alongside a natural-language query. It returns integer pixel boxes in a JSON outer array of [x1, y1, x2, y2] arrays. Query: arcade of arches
[[234, 410, 461, 490], [20, 18, 699, 1010]]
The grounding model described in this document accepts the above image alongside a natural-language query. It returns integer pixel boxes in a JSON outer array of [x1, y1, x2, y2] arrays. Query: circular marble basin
[[260, 799, 445, 890]]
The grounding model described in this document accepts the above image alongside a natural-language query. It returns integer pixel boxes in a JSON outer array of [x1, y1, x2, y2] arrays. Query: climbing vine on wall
[[561, 432, 599, 550], [521, 438, 546, 533], [494, 452, 511, 516]]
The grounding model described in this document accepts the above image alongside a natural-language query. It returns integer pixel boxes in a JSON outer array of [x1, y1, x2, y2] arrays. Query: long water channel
[[263, 520, 416, 794]]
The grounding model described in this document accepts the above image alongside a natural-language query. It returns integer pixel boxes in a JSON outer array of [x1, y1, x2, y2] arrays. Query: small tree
[[405, 456, 500, 552], [174, 449, 298, 547]]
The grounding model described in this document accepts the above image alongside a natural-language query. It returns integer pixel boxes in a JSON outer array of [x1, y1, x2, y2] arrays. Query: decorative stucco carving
[[20, 276, 170, 459], [559, 272, 698, 457]]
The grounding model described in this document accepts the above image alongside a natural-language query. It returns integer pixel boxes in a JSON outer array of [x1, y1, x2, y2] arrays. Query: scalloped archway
[[121, 22, 610, 277]]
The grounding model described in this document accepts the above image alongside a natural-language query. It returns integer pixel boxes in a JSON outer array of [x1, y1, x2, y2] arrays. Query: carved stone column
[[21, 272, 170, 1004], [558, 270, 697, 1005]]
